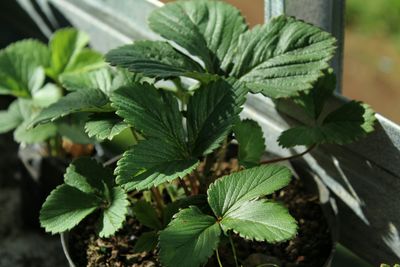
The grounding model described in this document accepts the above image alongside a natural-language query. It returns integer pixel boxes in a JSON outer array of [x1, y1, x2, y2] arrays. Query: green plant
[[0, 28, 106, 154], [36, 1, 376, 266]]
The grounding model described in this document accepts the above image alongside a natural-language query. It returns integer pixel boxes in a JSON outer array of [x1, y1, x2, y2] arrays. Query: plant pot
[[289, 160, 339, 267], [59, 159, 339, 267]]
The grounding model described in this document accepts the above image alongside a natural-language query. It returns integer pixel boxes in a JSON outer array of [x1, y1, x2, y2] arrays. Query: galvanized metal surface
[[265, 0, 345, 92], [19, 0, 400, 264]]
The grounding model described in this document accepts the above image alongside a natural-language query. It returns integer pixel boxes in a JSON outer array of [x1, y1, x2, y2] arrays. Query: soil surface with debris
[[69, 174, 332, 267]]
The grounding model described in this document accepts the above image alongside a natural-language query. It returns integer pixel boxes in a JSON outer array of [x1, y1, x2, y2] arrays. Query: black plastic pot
[[290, 160, 339, 267], [60, 160, 339, 267]]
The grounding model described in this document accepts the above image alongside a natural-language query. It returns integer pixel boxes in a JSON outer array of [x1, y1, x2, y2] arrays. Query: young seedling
[[38, 1, 376, 266], [0, 28, 105, 153]]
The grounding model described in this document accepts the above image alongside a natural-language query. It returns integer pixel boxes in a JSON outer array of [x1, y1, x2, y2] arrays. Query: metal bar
[[264, 0, 345, 92]]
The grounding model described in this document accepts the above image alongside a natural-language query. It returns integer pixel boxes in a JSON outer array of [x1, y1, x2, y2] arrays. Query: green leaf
[[32, 83, 63, 108], [132, 200, 162, 230], [61, 67, 112, 92], [163, 195, 208, 227], [133, 231, 158, 253], [106, 41, 211, 81], [207, 164, 292, 217], [293, 68, 336, 119], [231, 16, 336, 98], [111, 83, 186, 146], [14, 120, 57, 144], [278, 101, 376, 147], [47, 28, 104, 79], [99, 186, 130, 237], [62, 48, 105, 74], [149, 0, 247, 73], [159, 206, 221, 267], [220, 200, 297, 242], [40, 158, 128, 236], [64, 157, 113, 194], [29, 88, 110, 127], [85, 113, 128, 141], [56, 114, 95, 144], [60, 67, 140, 95], [112, 82, 199, 190], [233, 119, 266, 168], [0, 100, 23, 134], [322, 101, 376, 139], [0, 40, 49, 97], [40, 184, 101, 234], [187, 79, 247, 156], [278, 126, 322, 148], [115, 139, 199, 191]]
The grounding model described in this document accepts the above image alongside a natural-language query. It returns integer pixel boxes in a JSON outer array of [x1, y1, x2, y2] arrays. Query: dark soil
[[69, 215, 160, 267], [68, 176, 332, 267]]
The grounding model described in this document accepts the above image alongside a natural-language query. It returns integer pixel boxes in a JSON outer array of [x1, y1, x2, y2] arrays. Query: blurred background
[[2, 0, 399, 122], [165, 0, 400, 123]]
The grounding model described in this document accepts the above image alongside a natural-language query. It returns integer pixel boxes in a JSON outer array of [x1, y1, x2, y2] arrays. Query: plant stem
[[188, 175, 199, 195], [260, 144, 316, 165], [179, 178, 191, 196], [213, 138, 228, 178], [130, 128, 140, 145], [229, 234, 239, 267], [102, 154, 123, 167], [172, 78, 189, 104], [215, 249, 224, 267], [151, 187, 164, 212]]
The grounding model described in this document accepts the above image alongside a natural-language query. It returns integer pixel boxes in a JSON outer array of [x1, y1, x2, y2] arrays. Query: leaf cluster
[[0, 28, 105, 145], [33, 1, 378, 267]]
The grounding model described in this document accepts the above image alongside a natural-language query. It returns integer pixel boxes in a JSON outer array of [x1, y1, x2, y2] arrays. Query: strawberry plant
[[0, 28, 106, 151], [36, 1, 376, 266]]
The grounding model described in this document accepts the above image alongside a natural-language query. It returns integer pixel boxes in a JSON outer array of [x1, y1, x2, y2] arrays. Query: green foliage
[[107, 0, 336, 99], [106, 41, 212, 82], [162, 195, 208, 227], [111, 82, 199, 190], [220, 200, 297, 242], [85, 113, 129, 141], [230, 16, 336, 98], [25, 1, 378, 266], [14, 121, 58, 144], [115, 138, 199, 191], [148, 0, 247, 73], [133, 231, 158, 253], [278, 101, 376, 147], [60, 67, 141, 95], [160, 165, 296, 267], [207, 164, 292, 217], [187, 79, 247, 156], [132, 200, 162, 230], [233, 119, 266, 168], [111, 79, 244, 190], [0, 101, 23, 134], [159, 206, 221, 267], [29, 89, 111, 127], [40, 158, 129, 237], [47, 28, 104, 80], [0, 40, 49, 97], [293, 68, 336, 119], [0, 27, 107, 146]]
